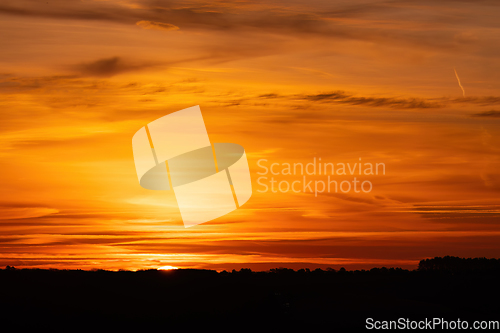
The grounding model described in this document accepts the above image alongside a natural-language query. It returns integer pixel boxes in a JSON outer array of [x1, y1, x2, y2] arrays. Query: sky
[[1, 0, 500, 271]]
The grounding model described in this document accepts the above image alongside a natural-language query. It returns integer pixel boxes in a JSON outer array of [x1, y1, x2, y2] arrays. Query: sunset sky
[[1, 0, 500, 271]]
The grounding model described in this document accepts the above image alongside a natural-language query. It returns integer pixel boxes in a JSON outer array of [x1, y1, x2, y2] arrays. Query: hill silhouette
[[0, 256, 499, 330]]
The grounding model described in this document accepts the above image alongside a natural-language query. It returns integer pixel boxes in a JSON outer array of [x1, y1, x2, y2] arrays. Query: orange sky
[[1, 0, 500, 271]]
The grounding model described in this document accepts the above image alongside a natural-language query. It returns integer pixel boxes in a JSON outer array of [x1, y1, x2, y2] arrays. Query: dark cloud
[[258, 93, 281, 99], [0, 0, 137, 23], [300, 91, 350, 101], [216, 90, 445, 109], [0, 74, 78, 93], [0, 202, 53, 209], [72, 57, 158, 77], [1, 0, 498, 55], [471, 110, 500, 117], [254, 91, 500, 109], [303, 93, 442, 109], [261, 90, 443, 109], [413, 204, 500, 221], [71, 52, 233, 77], [0, 0, 323, 31], [457, 97, 500, 106], [136, 20, 179, 31]]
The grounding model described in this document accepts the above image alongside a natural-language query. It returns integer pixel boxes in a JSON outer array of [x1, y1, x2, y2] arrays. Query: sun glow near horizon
[[157, 266, 179, 271]]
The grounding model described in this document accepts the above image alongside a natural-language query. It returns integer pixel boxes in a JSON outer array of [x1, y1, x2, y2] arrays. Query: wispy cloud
[[136, 20, 179, 31], [221, 91, 444, 109], [471, 110, 500, 117], [72, 57, 159, 77], [0, 0, 497, 53], [455, 97, 500, 106], [297, 91, 443, 109]]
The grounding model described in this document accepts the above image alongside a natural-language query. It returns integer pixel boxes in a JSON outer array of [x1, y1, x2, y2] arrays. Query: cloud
[[258, 93, 280, 99], [252, 91, 443, 109], [0, 0, 495, 55], [216, 90, 445, 109], [455, 97, 500, 106], [252, 92, 500, 109], [413, 204, 500, 220], [298, 91, 443, 109], [0, 203, 59, 220], [471, 110, 500, 117], [72, 57, 157, 77], [0, 74, 78, 93], [70, 53, 229, 78], [0, 0, 137, 23], [136, 20, 179, 31]]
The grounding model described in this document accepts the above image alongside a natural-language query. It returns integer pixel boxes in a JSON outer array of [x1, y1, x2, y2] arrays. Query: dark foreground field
[[0, 257, 499, 331]]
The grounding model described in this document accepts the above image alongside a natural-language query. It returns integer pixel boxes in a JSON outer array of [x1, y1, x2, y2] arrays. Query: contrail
[[454, 67, 465, 97]]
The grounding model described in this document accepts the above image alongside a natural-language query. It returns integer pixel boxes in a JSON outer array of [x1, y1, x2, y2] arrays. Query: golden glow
[[158, 266, 179, 271]]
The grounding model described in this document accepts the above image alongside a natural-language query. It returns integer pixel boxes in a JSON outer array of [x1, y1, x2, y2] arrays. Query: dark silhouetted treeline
[[0, 257, 499, 330], [418, 256, 500, 273]]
